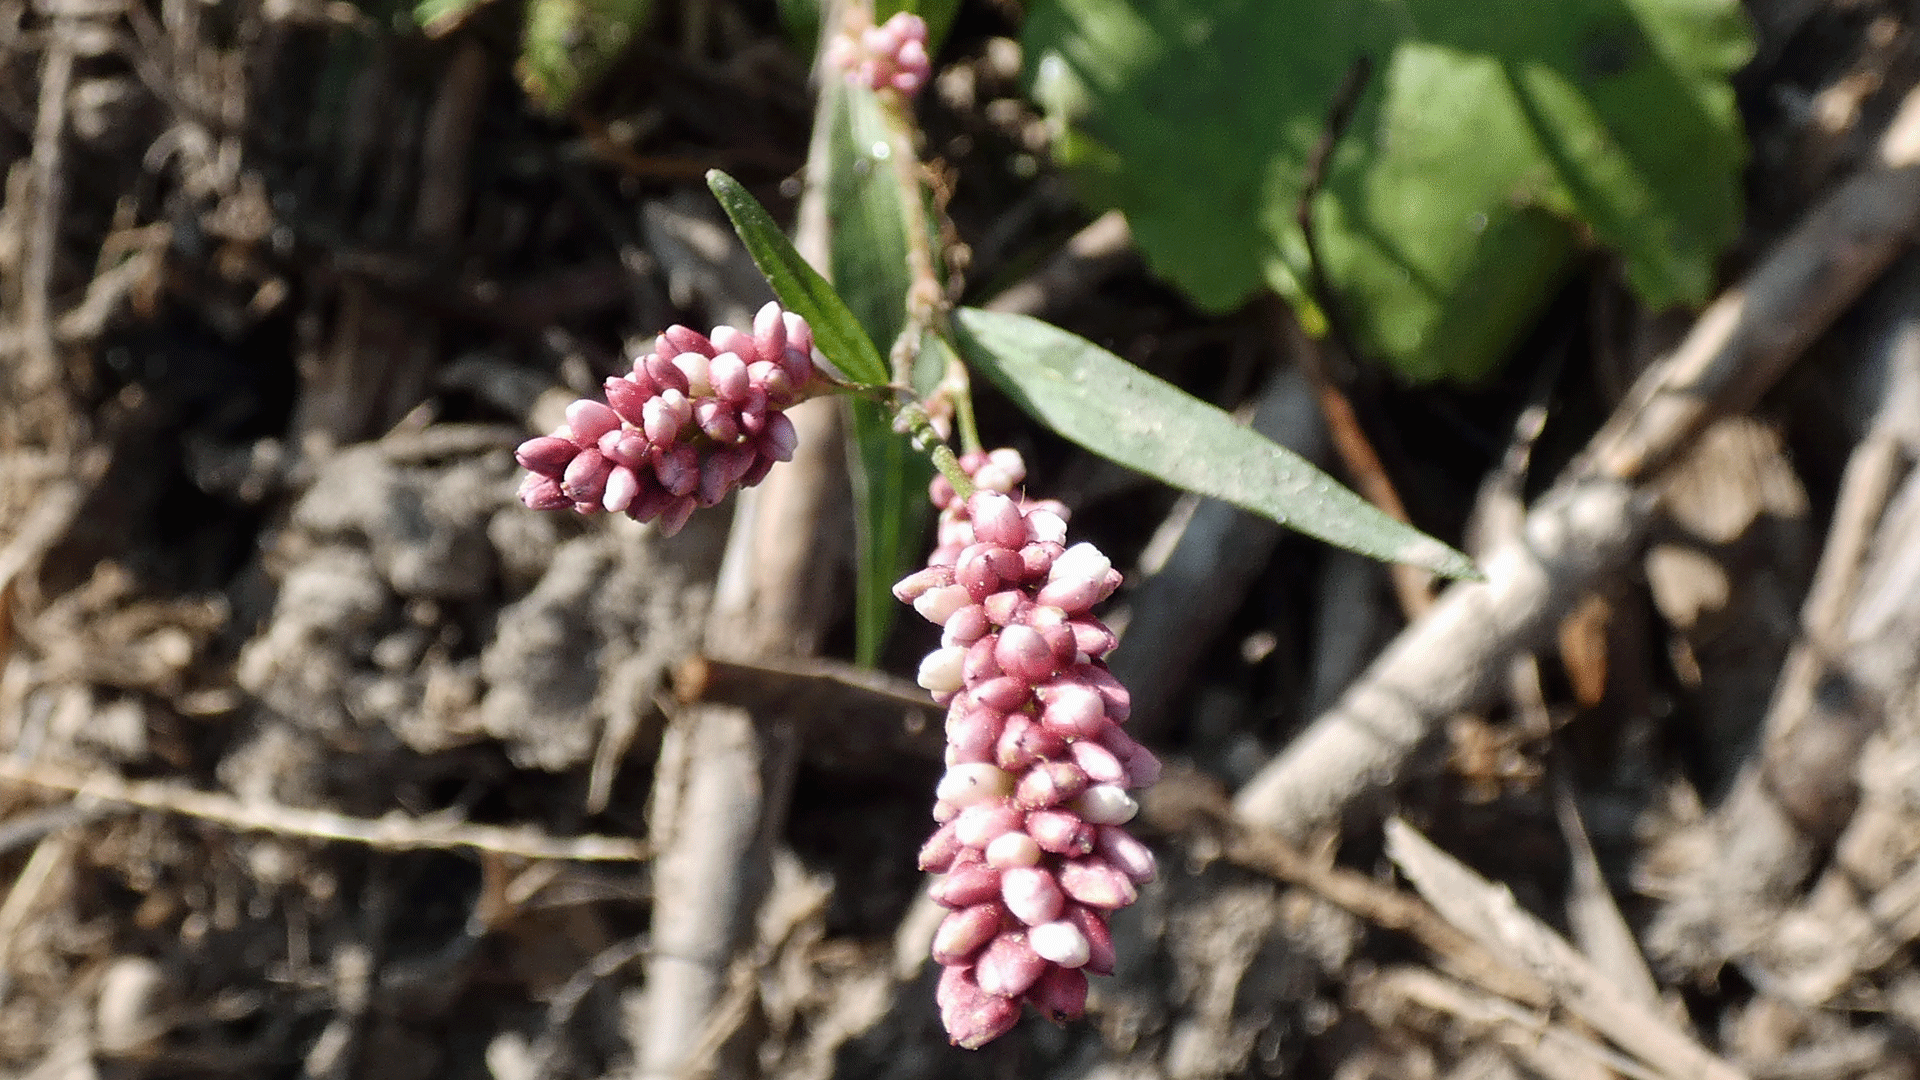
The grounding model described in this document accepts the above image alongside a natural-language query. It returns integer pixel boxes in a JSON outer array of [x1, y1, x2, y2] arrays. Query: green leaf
[[955, 308, 1480, 579], [1025, 0, 1750, 381], [819, 81, 933, 664], [707, 170, 891, 387], [517, 0, 653, 111]]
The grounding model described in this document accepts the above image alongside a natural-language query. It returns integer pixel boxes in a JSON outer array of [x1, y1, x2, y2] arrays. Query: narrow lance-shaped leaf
[[707, 169, 891, 387], [820, 81, 935, 664], [955, 308, 1479, 579]]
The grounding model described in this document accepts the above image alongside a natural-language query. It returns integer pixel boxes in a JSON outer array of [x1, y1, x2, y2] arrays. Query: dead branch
[[1234, 84, 1920, 842], [0, 760, 651, 861], [1386, 818, 1749, 1080], [627, 22, 850, 1072], [1647, 268, 1920, 976]]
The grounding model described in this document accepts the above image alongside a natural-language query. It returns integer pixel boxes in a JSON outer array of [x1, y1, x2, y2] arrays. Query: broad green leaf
[[518, 0, 653, 111], [707, 170, 891, 387], [820, 81, 934, 664], [1025, 0, 1750, 381], [955, 308, 1479, 578]]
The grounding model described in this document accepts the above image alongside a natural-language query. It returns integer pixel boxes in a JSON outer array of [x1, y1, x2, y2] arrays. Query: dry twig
[[0, 760, 650, 861], [1386, 819, 1749, 1080]]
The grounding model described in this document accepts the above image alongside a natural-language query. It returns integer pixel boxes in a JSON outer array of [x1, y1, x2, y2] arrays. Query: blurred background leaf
[[1024, 0, 1751, 381], [821, 84, 941, 665]]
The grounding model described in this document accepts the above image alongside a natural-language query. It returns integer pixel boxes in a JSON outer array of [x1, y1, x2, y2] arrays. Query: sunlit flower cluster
[[515, 303, 816, 535], [894, 450, 1158, 1047]]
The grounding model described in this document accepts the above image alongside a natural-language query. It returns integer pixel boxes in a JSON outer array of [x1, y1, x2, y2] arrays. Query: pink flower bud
[[1058, 857, 1138, 910], [996, 714, 1066, 772], [952, 801, 1023, 849], [654, 443, 700, 498], [603, 375, 650, 424], [937, 966, 1021, 1050], [971, 676, 1031, 712], [1024, 965, 1088, 1022], [914, 584, 972, 625], [1025, 809, 1094, 855], [708, 351, 750, 403], [1015, 761, 1087, 809], [945, 707, 1003, 764], [937, 762, 1013, 807], [942, 604, 991, 647], [518, 473, 571, 511], [930, 863, 1001, 908], [760, 411, 799, 462], [969, 492, 1029, 549], [602, 465, 641, 513], [564, 400, 621, 446], [1070, 740, 1127, 786], [892, 564, 954, 602], [516, 436, 578, 477], [1066, 904, 1116, 975], [562, 448, 611, 504], [642, 390, 688, 446], [995, 625, 1056, 684], [661, 324, 714, 357], [643, 350, 689, 395], [934, 904, 1005, 966], [975, 934, 1047, 998], [752, 301, 787, 362], [919, 822, 962, 871], [1073, 784, 1139, 826], [984, 830, 1042, 868], [1038, 683, 1106, 739], [1001, 866, 1065, 926], [983, 590, 1031, 627], [1070, 619, 1118, 658], [694, 398, 738, 444], [709, 325, 757, 364], [918, 646, 967, 695], [1096, 825, 1157, 884]]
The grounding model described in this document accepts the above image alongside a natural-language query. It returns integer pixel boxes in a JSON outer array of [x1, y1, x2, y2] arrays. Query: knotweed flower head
[[515, 303, 817, 535], [826, 10, 932, 96], [895, 450, 1159, 1048]]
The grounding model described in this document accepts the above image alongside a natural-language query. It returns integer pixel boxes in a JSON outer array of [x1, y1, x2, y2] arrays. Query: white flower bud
[[1028, 920, 1091, 968], [916, 646, 966, 693], [1072, 784, 1139, 825], [936, 763, 1014, 807]]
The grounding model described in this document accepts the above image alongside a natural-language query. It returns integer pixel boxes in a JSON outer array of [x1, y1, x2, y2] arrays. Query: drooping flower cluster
[[515, 303, 816, 536], [825, 11, 931, 96], [894, 450, 1160, 1048]]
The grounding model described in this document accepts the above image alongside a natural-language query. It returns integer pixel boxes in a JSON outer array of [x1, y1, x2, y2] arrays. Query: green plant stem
[[895, 400, 974, 500]]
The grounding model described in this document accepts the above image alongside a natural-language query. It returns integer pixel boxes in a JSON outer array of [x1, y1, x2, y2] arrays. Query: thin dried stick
[[1386, 818, 1749, 1080], [1647, 276, 1920, 973], [0, 760, 650, 861], [1234, 84, 1920, 841], [19, 13, 76, 394], [628, 19, 848, 1073], [1145, 773, 1549, 1009]]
